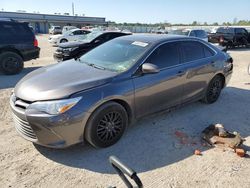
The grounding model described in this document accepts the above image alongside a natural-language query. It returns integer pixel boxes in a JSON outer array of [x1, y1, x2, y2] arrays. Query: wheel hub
[[97, 112, 123, 142]]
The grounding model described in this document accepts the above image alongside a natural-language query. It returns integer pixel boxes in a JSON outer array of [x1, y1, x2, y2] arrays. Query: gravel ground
[[0, 35, 250, 188]]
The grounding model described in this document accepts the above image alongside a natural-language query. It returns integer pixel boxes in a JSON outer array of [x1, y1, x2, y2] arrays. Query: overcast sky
[[1, 0, 250, 24]]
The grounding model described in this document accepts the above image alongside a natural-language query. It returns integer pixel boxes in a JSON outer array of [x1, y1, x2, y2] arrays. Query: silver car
[[10, 35, 233, 148], [169, 29, 208, 41]]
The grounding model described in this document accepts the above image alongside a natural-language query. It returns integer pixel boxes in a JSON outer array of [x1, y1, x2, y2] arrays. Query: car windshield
[[169, 30, 189, 36], [84, 32, 103, 42], [63, 30, 73, 36], [79, 39, 151, 72]]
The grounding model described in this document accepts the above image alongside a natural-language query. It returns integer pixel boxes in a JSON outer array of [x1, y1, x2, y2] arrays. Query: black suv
[[54, 31, 131, 61], [208, 27, 250, 48], [0, 20, 40, 75]]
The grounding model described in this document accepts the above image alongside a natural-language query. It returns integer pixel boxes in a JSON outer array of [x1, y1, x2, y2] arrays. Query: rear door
[[133, 41, 186, 117], [70, 30, 82, 41], [179, 41, 216, 102]]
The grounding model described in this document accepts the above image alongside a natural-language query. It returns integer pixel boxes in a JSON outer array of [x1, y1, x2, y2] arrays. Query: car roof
[[70, 28, 88, 32], [118, 34, 190, 44], [99, 31, 129, 34]]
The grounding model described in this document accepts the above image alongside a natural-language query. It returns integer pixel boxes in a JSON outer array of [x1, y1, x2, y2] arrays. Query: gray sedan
[[10, 34, 233, 148]]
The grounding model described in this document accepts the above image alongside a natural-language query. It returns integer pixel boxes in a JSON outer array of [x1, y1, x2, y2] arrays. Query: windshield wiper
[[78, 59, 106, 70], [88, 63, 106, 70]]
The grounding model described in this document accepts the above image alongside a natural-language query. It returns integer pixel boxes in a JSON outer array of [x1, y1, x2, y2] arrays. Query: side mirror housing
[[142, 63, 159, 74]]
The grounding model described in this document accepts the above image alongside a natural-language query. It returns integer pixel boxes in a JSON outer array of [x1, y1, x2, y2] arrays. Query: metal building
[[0, 11, 106, 33]]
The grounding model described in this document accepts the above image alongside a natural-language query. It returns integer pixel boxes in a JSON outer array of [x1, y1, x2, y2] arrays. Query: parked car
[[48, 29, 91, 46], [54, 31, 131, 61], [208, 27, 250, 48], [0, 20, 40, 75], [49, 26, 62, 35], [169, 29, 208, 41], [62, 26, 78, 34], [10, 35, 233, 148]]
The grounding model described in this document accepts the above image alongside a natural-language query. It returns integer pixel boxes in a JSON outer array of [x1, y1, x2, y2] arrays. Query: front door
[[133, 42, 186, 117]]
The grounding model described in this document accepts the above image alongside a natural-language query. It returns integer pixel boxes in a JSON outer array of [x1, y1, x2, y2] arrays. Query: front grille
[[56, 47, 63, 53], [13, 113, 37, 141]]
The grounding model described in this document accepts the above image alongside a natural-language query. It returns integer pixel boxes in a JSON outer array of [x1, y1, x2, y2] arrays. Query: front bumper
[[53, 51, 71, 62], [10, 94, 90, 148]]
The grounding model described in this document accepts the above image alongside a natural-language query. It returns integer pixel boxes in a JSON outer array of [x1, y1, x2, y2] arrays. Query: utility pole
[[72, 2, 75, 16]]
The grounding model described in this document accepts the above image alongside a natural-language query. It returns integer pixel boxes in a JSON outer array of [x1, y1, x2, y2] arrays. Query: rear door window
[[0, 23, 32, 37], [147, 42, 180, 69], [189, 30, 196, 37], [203, 45, 215, 57], [195, 30, 207, 38], [235, 28, 248, 34], [180, 41, 205, 62], [73, 30, 82, 35]]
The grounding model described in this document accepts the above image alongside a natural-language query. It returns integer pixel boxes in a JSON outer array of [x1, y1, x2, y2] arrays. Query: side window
[[189, 31, 196, 37], [81, 30, 89, 35], [146, 42, 180, 69], [181, 41, 205, 62], [73, 30, 81, 35], [217, 28, 225, 34], [236, 28, 247, 34], [0, 23, 31, 36], [203, 45, 215, 57], [195, 30, 207, 38], [228, 28, 235, 34]]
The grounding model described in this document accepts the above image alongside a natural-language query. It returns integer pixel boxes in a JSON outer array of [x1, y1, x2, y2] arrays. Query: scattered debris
[[202, 123, 247, 157], [235, 148, 246, 157], [194, 149, 202, 156]]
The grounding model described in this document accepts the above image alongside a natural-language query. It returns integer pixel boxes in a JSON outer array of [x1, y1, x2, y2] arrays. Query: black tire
[[60, 39, 68, 43], [0, 52, 23, 75], [202, 75, 223, 104], [85, 102, 128, 148]]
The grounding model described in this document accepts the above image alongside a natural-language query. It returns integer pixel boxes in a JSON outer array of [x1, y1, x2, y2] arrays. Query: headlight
[[28, 97, 82, 115]]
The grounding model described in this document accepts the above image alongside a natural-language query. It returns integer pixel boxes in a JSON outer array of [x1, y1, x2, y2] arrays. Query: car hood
[[58, 40, 89, 48], [14, 60, 117, 102]]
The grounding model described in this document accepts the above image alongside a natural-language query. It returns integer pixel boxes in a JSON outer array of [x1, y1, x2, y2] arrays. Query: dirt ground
[[0, 35, 250, 188]]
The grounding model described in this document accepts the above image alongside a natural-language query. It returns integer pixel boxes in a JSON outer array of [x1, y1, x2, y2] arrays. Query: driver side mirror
[[142, 63, 159, 74]]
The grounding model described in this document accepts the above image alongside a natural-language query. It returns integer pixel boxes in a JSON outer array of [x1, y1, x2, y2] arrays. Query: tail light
[[34, 37, 38, 47], [219, 36, 224, 43]]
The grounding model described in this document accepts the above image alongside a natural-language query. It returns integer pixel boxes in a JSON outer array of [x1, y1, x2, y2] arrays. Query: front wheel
[[202, 76, 223, 104], [85, 102, 128, 148]]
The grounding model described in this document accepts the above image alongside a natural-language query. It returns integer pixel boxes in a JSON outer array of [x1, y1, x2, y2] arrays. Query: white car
[[48, 29, 91, 45], [169, 29, 208, 42]]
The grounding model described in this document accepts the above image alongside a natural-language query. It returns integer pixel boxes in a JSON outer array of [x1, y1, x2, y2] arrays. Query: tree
[[192, 21, 198, 26]]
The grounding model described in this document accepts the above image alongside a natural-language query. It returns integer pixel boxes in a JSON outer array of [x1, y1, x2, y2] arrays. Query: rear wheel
[[0, 52, 23, 75], [85, 102, 128, 148], [202, 75, 223, 104]]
